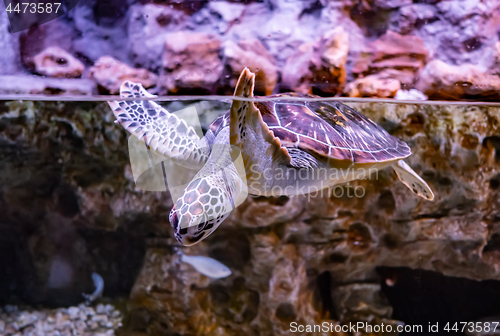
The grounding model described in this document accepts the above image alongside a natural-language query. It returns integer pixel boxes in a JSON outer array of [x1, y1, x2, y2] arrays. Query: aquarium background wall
[[1, 0, 500, 335]]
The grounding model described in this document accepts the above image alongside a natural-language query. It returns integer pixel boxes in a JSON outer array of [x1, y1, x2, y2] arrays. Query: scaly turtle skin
[[109, 68, 434, 246]]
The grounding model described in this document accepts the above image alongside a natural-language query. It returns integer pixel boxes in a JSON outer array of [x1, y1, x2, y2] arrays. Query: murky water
[[1, 97, 500, 335]]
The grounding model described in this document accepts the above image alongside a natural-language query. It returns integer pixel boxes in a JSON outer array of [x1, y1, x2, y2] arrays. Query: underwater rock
[[5, 98, 500, 333], [334, 283, 392, 320], [233, 195, 303, 229], [0, 304, 122, 335], [267, 244, 320, 334], [128, 245, 214, 335], [0, 99, 151, 306], [160, 31, 223, 94], [89, 56, 158, 94], [27, 47, 84, 78], [123, 100, 500, 334], [333, 282, 404, 334], [344, 72, 401, 98], [297, 100, 500, 283], [281, 27, 349, 95], [416, 59, 500, 100], [223, 39, 278, 95]]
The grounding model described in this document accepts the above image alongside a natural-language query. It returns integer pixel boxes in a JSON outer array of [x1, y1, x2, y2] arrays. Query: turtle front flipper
[[108, 81, 209, 169], [392, 160, 434, 200], [229, 68, 292, 184]]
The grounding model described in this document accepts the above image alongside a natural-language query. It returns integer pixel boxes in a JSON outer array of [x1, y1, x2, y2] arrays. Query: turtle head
[[169, 175, 234, 246]]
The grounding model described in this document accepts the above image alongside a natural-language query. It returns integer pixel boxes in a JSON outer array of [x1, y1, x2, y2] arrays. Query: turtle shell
[[253, 94, 411, 163]]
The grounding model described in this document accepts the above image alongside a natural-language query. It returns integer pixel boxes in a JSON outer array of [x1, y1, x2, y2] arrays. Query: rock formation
[[89, 56, 157, 94], [28, 47, 84, 79], [344, 73, 401, 98], [351, 31, 428, 91], [282, 27, 349, 95], [416, 59, 500, 101], [223, 39, 278, 96], [160, 32, 223, 94], [0, 0, 497, 98]]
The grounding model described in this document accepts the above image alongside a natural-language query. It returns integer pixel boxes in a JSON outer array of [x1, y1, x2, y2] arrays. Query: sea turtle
[[108, 68, 434, 246]]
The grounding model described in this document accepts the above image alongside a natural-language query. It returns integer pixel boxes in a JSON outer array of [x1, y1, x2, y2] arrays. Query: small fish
[[179, 253, 231, 279], [82, 273, 104, 305]]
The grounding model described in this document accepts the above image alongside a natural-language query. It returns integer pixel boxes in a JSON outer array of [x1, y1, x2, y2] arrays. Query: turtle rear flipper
[[392, 160, 434, 200], [108, 81, 209, 169]]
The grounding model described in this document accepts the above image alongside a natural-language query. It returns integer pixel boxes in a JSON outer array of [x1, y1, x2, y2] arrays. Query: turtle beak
[[174, 222, 207, 246], [169, 205, 202, 246]]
